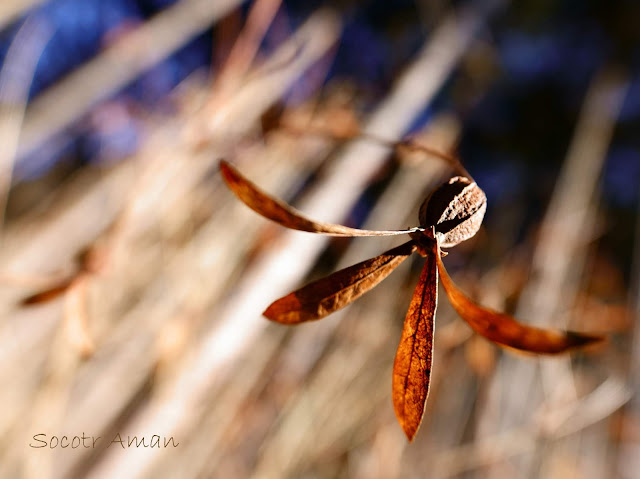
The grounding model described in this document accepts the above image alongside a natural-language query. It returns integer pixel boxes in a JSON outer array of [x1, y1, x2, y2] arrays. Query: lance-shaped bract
[[219, 160, 604, 441], [392, 239, 438, 441], [21, 278, 76, 305], [435, 245, 602, 354], [220, 160, 422, 237], [264, 241, 416, 323]]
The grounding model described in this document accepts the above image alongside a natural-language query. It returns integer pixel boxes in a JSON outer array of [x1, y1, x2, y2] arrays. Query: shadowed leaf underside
[[264, 241, 417, 323]]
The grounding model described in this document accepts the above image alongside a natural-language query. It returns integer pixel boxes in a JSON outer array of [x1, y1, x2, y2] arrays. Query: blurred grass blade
[[436, 247, 603, 354], [220, 160, 422, 237], [264, 241, 417, 323], [64, 274, 95, 357], [392, 243, 437, 441]]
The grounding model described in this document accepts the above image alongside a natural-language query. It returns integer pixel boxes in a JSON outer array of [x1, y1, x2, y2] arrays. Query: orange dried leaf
[[436, 250, 603, 354], [264, 241, 417, 323], [20, 277, 75, 305], [392, 243, 438, 441], [220, 160, 421, 237]]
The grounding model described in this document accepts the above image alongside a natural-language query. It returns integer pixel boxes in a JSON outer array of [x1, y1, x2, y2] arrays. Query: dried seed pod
[[419, 176, 487, 248]]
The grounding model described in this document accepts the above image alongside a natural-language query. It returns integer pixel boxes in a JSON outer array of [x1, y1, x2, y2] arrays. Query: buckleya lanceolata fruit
[[220, 159, 603, 442], [419, 176, 487, 248]]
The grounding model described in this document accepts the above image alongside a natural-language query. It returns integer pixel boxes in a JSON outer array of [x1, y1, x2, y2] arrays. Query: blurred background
[[0, 0, 639, 478]]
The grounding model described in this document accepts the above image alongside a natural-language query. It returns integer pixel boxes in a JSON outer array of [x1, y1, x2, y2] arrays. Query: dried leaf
[[436, 249, 603, 354], [264, 241, 417, 323], [392, 244, 438, 441], [419, 176, 487, 248], [220, 160, 421, 237], [20, 277, 75, 305]]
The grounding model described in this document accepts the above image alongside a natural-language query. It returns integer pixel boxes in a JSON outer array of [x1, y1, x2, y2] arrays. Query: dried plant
[[220, 159, 603, 441], [19, 244, 108, 306], [17, 220, 121, 357]]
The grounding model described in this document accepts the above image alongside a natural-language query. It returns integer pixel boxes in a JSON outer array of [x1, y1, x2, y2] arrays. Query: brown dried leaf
[[392, 243, 438, 441], [220, 160, 421, 237], [264, 241, 417, 323], [436, 249, 603, 354], [20, 277, 76, 305]]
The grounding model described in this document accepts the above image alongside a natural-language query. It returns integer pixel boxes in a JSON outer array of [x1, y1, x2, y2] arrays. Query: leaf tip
[[262, 304, 279, 322], [565, 331, 606, 350], [402, 425, 417, 442], [19, 281, 73, 306], [262, 298, 302, 324]]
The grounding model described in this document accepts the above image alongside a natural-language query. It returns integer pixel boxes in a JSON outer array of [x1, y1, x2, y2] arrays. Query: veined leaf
[[436, 248, 603, 354], [392, 242, 438, 441], [264, 241, 417, 323], [220, 160, 422, 237]]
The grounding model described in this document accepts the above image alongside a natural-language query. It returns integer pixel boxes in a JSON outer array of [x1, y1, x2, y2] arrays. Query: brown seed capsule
[[419, 176, 487, 248]]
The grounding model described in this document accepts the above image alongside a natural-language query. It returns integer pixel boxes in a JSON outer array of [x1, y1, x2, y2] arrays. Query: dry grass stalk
[[0, 0, 47, 31], [0, 18, 52, 233], [18, 0, 245, 159], [87, 4, 500, 476], [476, 69, 629, 478], [5, 2, 632, 479], [1, 8, 341, 478]]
